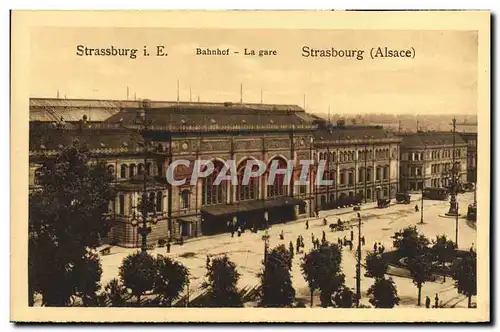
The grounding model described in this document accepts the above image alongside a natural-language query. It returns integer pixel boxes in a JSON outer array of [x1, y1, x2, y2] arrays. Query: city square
[[97, 191, 477, 308]]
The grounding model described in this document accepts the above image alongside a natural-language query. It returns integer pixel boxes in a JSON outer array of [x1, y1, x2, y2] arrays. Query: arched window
[[267, 157, 288, 198], [237, 160, 259, 201], [180, 190, 189, 210], [34, 169, 42, 185], [202, 160, 226, 205], [120, 164, 127, 178], [119, 194, 125, 215], [333, 152, 337, 162], [157, 163, 163, 177], [107, 165, 115, 176], [149, 192, 156, 212], [138, 163, 145, 174], [156, 191, 163, 212], [129, 164, 136, 177], [146, 162, 152, 176]]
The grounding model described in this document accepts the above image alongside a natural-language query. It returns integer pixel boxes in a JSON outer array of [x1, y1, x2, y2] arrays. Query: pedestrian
[[425, 296, 431, 308], [349, 241, 353, 251], [306, 220, 309, 230], [362, 236, 366, 246], [206, 255, 210, 269], [415, 204, 419, 212], [280, 230, 284, 240], [166, 241, 171, 253], [434, 293, 439, 308], [323, 218, 327, 226], [322, 230, 326, 242], [350, 229, 354, 242], [231, 228, 235, 237], [339, 238, 343, 246], [237, 226, 242, 237], [380, 245, 385, 254], [296, 238, 301, 254], [289, 241, 294, 259], [343, 235, 347, 245], [311, 233, 315, 244], [316, 238, 321, 248], [373, 242, 378, 253]]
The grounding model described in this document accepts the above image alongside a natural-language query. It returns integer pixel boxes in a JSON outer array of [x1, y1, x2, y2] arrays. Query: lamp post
[[262, 230, 270, 263], [446, 118, 459, 216], [420, 142, 427, 224], [121, 99, 160, 252], [355, 212, 361, 308]]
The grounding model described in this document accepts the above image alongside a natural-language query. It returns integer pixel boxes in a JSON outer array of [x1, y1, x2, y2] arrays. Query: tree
[[365, 252, 388, 279], [333, 287, 356, 308], [73, 251, 103, 306], [154, 255, 190, 306], [258, 244, 295, 307], [119, 251, 156, 305], [453, 250, 477, 308], [408, 253, 434, 306], [301, 242, 345, 307], [101, 278, 128, 307], [28, 143, 115, 306], [432, 235, 456, 282], [202, 255, 243, 307], [367, 277, 400, 308], [392, 226, 430, 259]]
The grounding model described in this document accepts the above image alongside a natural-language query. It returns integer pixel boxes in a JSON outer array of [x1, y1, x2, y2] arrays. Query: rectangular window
[[119, 194, 125, 215], [299, 185, 307, 195]]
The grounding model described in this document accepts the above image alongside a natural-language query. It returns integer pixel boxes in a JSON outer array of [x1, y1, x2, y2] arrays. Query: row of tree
[[391, 226, 477, 307]]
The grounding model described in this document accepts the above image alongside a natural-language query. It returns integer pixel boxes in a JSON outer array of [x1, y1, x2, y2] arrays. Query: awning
[[201, 197, 304, 217]]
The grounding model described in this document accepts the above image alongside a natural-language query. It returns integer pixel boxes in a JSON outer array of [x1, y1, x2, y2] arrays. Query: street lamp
[[355, 212, 361, 308], [262, 230, 270, 263], [420, 142, 428, 224], [446, 118, 459, 216], [121, 99, 161, 252], [131, 195, 160, 252]]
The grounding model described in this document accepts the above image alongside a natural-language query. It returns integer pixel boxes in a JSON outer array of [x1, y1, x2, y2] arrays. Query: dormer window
[[181, 119, 186, 125], [100, 143, 106, 148], [270, 120, 274, 124], [210, 118, 216, 124], [242, 119, 247, 124], [122, 142, 128, 147]]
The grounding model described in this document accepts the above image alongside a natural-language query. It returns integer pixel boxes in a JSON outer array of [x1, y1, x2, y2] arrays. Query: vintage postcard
[[11, 10, 490, 323]]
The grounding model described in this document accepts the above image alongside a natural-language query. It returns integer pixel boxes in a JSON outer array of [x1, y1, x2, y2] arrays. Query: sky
[[29, 28, 478, 115]]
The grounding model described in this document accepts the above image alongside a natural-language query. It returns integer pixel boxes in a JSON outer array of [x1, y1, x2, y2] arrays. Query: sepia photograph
[[10, 10, 490, 323]]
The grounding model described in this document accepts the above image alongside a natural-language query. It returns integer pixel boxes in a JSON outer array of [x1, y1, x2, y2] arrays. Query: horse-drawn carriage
[[377, 198, 391, 208], [329, 219, 347, 232]]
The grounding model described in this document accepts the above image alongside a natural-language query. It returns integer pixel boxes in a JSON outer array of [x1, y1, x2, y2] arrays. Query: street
[[100, 192, 477, 308]]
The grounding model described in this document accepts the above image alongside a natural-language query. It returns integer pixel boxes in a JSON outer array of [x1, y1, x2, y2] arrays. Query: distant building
[[459, 132, 478, 183], [313, 119, 402, 208], [399, 132, 468, 192]]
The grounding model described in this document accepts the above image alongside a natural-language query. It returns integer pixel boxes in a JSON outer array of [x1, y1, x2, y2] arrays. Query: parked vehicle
[[377, 198, 391, 208], [422, 187, 449, 200], [395, 192, 411, 204], [467, 204, 476, 222]]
